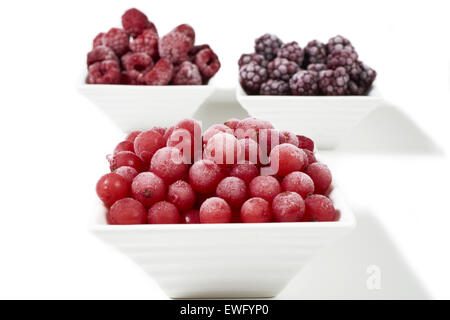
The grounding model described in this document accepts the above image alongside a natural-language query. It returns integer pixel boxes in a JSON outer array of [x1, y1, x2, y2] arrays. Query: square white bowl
[[236, 86, 383, 149], [90, 186, 356, 299], [78, 77, 215, 132]]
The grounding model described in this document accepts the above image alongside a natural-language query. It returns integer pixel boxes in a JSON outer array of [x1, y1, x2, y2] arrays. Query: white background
[[0, 0, 449, 299]]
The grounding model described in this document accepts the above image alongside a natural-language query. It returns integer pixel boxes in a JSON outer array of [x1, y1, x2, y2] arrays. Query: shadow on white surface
[[278, 210, 430, 299]]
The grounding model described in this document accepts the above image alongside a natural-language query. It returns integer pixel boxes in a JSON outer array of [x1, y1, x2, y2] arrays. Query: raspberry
[[239, 62, 268, 94], [122, 8, 156, 37], [241, 198, 272, 223], [269, 144, 307, 176], [195, 48, 221, 80], [93, 33, 105, 48], [129, 29, 159, 60], [304, 194, 336, 222], [254, 33, 283, 61], [216, 177, 248, 209], [148, 201, 181, 224], [173, 24, 195, 47], [171, 61, 202, 85], [87, 60, 121, 84], [109, 198, 147, 225], [188, 159, 223, 194], [188, 44, 210, 61], [87, 46, 118, 66], [238, 53, 268, 68], [277, 41, 304, 66], [272, 191, 305, 222], [327, 49, 360, 78], [159, 31, 191, 64], [133, 129, 165, 164], [307, 63, 327, 74], [304, 40, 327, 65], [249, 175, 281, 203], [167, 180, 196, 212], [289, 70, 319, 95], [131, 172, 166, 208], [114, 166, 138, 184], [297, 135, 314, 151], [94, 28, 130, 57], [182, 209, 200, 224], [268, 57, 300, 81], [281, 171, 314, 198], [150, 147, 189, 184], [259, 79, 289, 95], [121, 52, 154, 85], [143, 58, 174, 85], [114, 140, 134, 154], [306, 162, 332, 195], [200, 197, 232, 224], [327, 35, 355, 53], [108, 151, 145, 172], [318, 67, 349, 95], [229, 163, 259, 185], [96, 173, 130, 207]]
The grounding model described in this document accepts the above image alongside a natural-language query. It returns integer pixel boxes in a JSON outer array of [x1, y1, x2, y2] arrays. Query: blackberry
[[277, 41, 304, 66], [327, 35, 355, 53], [254, 34, 283, 61], [307, 63, 327, 74], [260, 79, 289, 95], [348, 80, 366, 95], [268, 57, 300, 81], [238, 53, 268, 68], [304, 40, 327, 65], [327, 49, 360, 78], [318, 67, 349, 95], [239, 61, 268, 94], [348, 61, 377, 95], [289, 70, 319, 96]]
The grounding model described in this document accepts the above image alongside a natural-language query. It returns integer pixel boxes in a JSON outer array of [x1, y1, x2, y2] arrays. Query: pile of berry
[[86, 8, 220, 85], [96, 118, 337, 225], [239, 34, 376, 96]]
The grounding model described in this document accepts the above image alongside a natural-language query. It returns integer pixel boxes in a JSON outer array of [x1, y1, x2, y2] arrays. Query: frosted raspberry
[[148, 201, 181, 224], [281, 171, 314, 198], [188, 160, 223, 193], [238, 53, 268, 68], [167, 180, 196, 212], [268, 57, 300, 81], [150, 147, 189, 184], [94, 28, 130, 57], [216, 177, 248, 209], [304, 195, 336, 222], [131, 172, 166, 208], [109, 198, 147, 225], [87, 60, 121, 84], [241, 198, 272, 223], [249, 175, 281, 203], [297, 135, 314, 151], [87, 46, 118, 66], [171, 61, 202, 85], [121, 52, 154, 85], [122, 8, 156, 37], [195, 48, 221, 80], [254, 33, 283, 61], [230, 163, 259, 185], [277, 41, 304, 66], [269, 143, 307, 176], [133, 129, 165, 164], [200, 197, 232, 223], [188, 44, 210, 61], [159, 31, 191, 64], [173, 24, 195, 47], [143, 58, 174, 85], [272, 191, 305, 222], [129, 29, 159, 60], [182, 209, 200, 224], [305, 162, 332, 195]]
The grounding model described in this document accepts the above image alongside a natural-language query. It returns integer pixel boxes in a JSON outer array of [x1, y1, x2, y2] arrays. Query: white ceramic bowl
[[236, 86, 383, 149], [78, 78, 215, 131], [90, 186, 356, 299]]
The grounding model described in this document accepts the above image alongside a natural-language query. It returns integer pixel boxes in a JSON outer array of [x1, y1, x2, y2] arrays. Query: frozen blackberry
[[318, 67, 349, 95], [277, 41, 304, 66], [348, 80, 366, 95], [348, 61, 377, 95], [307, 63, 327, 74], [289, 70, 319, 96], [327, 49, 360, 78], [238, 53, 268, 68], [254, 34, 283, 61], [239, 61, 268, 94], [268, 57, 300, 81], [327, 35, 355, 53], [304, 40, 327, 65], [260, 79, 289, 95]]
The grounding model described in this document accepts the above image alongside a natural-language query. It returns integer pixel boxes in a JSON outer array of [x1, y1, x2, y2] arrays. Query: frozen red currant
[[203, 124, 233, 144], [249, 175, 281, 203], [131, 172, 166, 208], [114, 140, 134, 154], [240, 197, 272, 223], [109, 197, 147, 225], [188, 160, 222, 193], [204, 132, 240, 166], [167, 180, 196, 211], [258, 129, 286, 165], [303, 149, 316, 165], [96, 173, 130, 207], [224, 118, 240, 130], [182, 209, 200, 224], [272, 191, 305, 222], [114, 166, 138, 183], [108, 151, 146, 172], [305, 194, 336, 222], [125, 131, 142, 143], [150, 147, 189, 184], [216, 177, 248, 209], [167, 128, 196, 163], [237, 138, 260, 164], [281, 131, 299, 147], [133, 129, 165, 164], [148, 201, 181, 224], [281, 171, 314, 198], [306, 162, 332, 195], [199, 197, 232, 223], [270, 143, 307, 176], [229, 163, 259, 185]]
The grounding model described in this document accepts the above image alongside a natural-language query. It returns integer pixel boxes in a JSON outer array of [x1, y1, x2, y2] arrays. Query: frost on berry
[[171, 61, 202, 85], [327, 49, 360, 79], [281, 171, 314, 199], [159, 31, 191, 64], [269, 143, 307, 176], [188, 160, 223, 194], [254, 33, 283, 61], [304, 40, 327, 65], [239, 62, 268, 95], [249, 175, 281, 203], [318, 67, 349, 95], [143, 58, 174, 85], [195, 48, 221, 81], [272, 191, 305, 222], [133, 129, 165, 164], [238, 53, 268, 68], [327, 35, 355, 54], [241, 197, 272, 223], [94, 28, 130, 57], [305, 162, 332, 195], [173, 24, 195, 47], [305, 194, 336, 222], [289, 70, 319, 96], [129, 29, 159, 60], [131, 172, 166, 208], [148, 201, 181, 224], [199, 197, 232, 223], [204, 133, 240, 166], [229, 163, 259, 185], [87, 60, 121, 84], [109, 198, 147, 224], [87, 46, 118, 66], [167, 180, 196, 212], [267, 57, 300, 82], [277, 41, 304, 66], [216, 177, 248, 209], [150, 147, 189, 184], [122, 8, 156, 37], [121, 52, 154, 85], [260, 79, 289, 95]]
